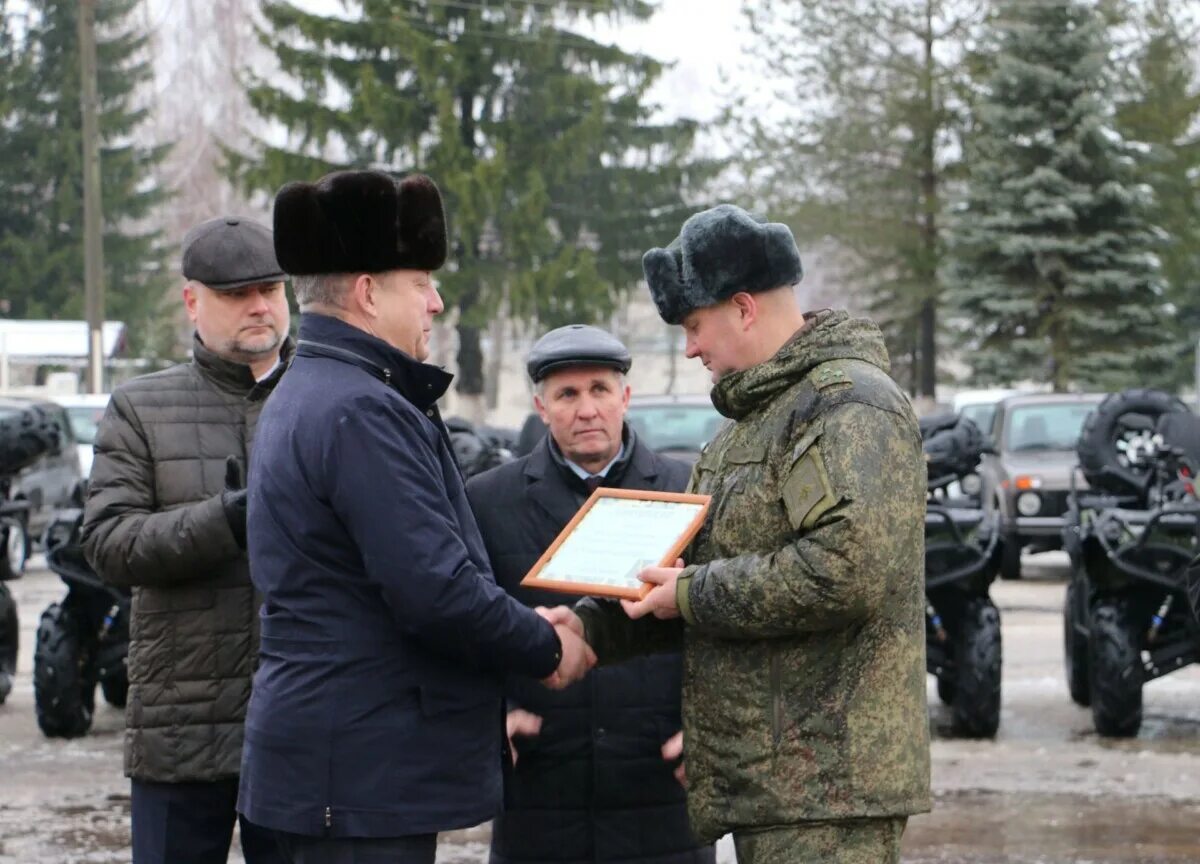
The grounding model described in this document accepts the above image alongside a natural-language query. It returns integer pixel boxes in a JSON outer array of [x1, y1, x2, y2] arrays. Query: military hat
[[273, 169, 448, 276], [526, 325, 632, 383], [641, 204, 803, 325], [181, 216, 285, 291]]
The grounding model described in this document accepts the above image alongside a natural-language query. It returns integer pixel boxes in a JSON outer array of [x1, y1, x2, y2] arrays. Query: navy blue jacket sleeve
[[329, 397, 561, 679]]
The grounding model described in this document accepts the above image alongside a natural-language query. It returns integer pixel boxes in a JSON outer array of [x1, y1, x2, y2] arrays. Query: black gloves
[[221, 455, 248, 550]]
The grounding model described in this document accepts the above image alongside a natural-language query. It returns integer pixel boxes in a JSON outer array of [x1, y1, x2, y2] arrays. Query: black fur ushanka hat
[[273, 170, 448, 275], [641, 204, 803, 325]]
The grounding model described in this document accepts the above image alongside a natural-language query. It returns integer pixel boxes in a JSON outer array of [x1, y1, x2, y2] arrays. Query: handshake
[[535, 606, 594, 690]]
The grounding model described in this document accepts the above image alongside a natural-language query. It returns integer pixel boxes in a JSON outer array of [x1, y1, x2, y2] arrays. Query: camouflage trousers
[[733, 817, 907, 864]]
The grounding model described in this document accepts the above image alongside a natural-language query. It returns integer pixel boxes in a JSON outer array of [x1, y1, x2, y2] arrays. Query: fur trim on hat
[[642, 204, 802, 325], [273, 170, 448, 275]]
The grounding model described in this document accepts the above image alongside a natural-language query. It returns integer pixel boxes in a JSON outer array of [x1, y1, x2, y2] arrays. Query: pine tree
[[733, 0, 984, 398], [1115, 0, 1200, 391], [949, 0, 1170, 392], [232, 1, 704, 412], [0, 0, 171, 354]]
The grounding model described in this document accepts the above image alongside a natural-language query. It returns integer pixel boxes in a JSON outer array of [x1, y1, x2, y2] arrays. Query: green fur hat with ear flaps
[[641, 204, 803, 325]]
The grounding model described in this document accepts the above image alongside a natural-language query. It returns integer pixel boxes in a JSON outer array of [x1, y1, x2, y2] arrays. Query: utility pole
[[78, 0, 105, 394]]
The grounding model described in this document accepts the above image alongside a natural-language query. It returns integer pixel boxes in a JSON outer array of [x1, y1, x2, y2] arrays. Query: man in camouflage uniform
[[553, 204, 931, 863]]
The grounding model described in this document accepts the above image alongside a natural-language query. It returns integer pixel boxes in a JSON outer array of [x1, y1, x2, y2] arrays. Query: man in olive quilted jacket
[[82, 216, 292, 864]]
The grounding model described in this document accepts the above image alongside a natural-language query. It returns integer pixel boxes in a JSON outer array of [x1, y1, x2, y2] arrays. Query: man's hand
[[541, 623, 596, 690], [661, 730, 686, 787], [535, 605, 585, 638], [621, 558, 685, 620], [221, 455, 248, 549], [506, 708, 543, 766]]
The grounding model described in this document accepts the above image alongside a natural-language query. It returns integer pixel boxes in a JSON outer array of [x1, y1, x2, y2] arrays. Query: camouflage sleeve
[[679, 401, 923, 638], [573, 596, 685, 665]]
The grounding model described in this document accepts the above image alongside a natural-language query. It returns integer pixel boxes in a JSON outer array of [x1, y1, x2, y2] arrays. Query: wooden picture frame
[[520, 487, 712, 600]]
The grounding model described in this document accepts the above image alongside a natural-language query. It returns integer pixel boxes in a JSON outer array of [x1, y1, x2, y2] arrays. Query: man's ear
[[352, 274, 375, 317], [533, 392, 549, 424], [731, 291, 757, 331], [182, 282, 199, 323]]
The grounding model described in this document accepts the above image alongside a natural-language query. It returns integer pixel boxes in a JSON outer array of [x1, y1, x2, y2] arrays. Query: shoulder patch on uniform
[[814, 365, 853, 392], [782, 446, 838, 531]]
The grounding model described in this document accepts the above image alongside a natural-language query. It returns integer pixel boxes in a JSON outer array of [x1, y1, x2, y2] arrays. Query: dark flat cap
[[642, 204, 802, 325], [181, 217, 285, 291], [527, 325, 632, 383], [273, 170, 447, 275]]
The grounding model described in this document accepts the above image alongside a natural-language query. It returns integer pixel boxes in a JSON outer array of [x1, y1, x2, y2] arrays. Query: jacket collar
[[526, 423, 656, 492], [192, 332, 294, 397], [296, 312, 452, 411], [711, 309, 890, 420]]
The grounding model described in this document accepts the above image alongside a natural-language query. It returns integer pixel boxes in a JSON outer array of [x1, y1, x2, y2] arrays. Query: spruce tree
[[949, 0, 1170, 392], [1115, 0, 1200, 391], [233, 1, 704, 409], [0, 0, 171, 354]]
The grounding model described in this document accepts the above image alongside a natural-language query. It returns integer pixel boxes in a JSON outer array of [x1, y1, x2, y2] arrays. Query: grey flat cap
[[527, 325, 632, 383], [182, 216, 286, 291]]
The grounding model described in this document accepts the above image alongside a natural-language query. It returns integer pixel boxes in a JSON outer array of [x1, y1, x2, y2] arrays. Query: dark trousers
[[131, 777, 283, 864], [274, 832, 437, 864]]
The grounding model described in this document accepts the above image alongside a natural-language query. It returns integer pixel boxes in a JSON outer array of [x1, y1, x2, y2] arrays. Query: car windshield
[[626, 403, 724, 453], [1005, 403, 1095, 452], [959, 403, 996, 433], [66, 405, 106, 444]]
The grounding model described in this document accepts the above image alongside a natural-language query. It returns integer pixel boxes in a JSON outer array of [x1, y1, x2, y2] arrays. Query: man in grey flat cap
[[543, 204, 931, 863], [82, 216, 291, 864], [466, 325, 714, 864]]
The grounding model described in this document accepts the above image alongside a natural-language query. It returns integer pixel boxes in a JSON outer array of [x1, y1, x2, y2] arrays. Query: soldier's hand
[[506, 708, 542, 766], [621, 559, 685, 620], [541, 624, 596, 690], [662, 730, 686, 787], [535, 605, 585, 639]]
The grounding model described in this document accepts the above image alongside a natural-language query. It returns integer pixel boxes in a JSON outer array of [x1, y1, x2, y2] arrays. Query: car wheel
[[1088, 600, 1142, 737], [0, 517, 28, 581], [0, 582, 17, 705], [952, 597, 1003, 738], [999, 534, 1022, 580], [33, 602, 96, 738], [1064, 577, 1091, 706]]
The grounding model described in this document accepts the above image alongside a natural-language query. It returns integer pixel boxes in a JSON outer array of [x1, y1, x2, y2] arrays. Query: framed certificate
[[520, 487, 712, 600]]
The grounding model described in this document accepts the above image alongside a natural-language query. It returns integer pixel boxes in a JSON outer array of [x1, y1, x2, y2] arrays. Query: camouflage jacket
[[577, 310, 931, 842]]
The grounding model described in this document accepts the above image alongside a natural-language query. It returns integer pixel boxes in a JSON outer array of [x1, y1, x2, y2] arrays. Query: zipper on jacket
[[324, 806, 332, 829], [770, 649, 783, 748]]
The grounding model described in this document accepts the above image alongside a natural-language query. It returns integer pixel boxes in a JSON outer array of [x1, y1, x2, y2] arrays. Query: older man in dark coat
[[238, 170, 594, 864], [467, 325, 714, 864]]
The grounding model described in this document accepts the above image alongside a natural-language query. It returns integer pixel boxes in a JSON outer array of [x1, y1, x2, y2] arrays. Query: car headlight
[[1016, 491, 1041, 516], [961, 474, 982, 495]]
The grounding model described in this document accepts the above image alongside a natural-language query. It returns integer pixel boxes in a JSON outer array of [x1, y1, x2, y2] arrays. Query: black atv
[[446, 416, 516, 480], [1062, 388, 1200, 737], [32, 507, 131, 737], [921, 413, 1003, 737], [0, 402, 65, 704]]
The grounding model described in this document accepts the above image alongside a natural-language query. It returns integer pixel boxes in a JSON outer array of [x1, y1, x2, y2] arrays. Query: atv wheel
[[0, 404, 62, 476], [951, 597, 1002, 737], [0, 582, 16, 705], [936, 675, 957, 705], [1064, 578, 1091, 706], [99, 660, 128, 708], [999, 535, 1022, 581], [1088, 600, 1142, 737], [0, 517, 28, 581], [33, 603, 95, 737], [1077, 389, 1189, 497]]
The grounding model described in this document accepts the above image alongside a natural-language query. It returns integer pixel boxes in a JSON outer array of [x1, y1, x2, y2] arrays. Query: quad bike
[[1062, 389, 1200, 737], [921, 413, 1003, 737], [32, 507, 131, 737], [0, 402, 65, 704], [446, 416, 516, 480]]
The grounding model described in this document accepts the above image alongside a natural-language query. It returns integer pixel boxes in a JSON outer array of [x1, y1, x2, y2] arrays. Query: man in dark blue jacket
[[467, 326, 715, 864], [239, 169, 594, 864]]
